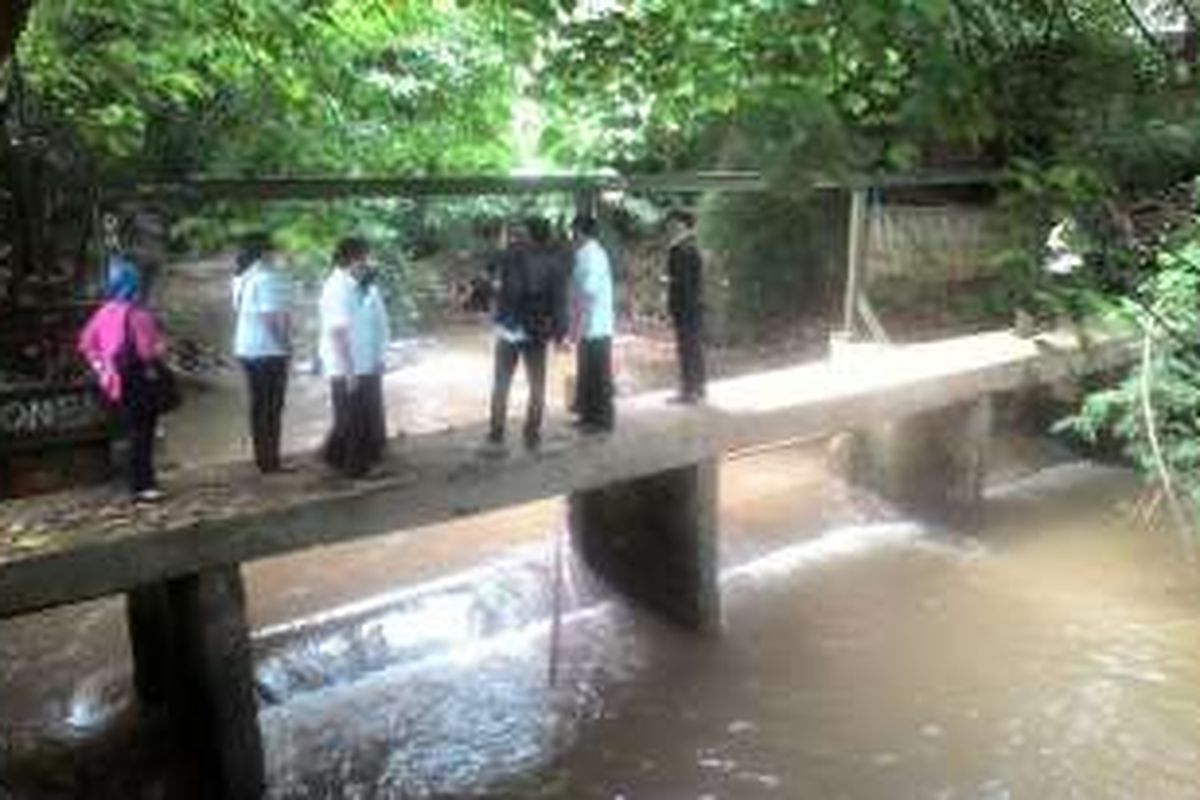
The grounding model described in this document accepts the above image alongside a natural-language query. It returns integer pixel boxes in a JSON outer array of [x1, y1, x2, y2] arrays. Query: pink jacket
[[77, 300, 164, 403]]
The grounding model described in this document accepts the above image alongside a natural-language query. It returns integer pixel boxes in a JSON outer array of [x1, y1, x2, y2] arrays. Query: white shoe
[[133, 488, 165, 503]]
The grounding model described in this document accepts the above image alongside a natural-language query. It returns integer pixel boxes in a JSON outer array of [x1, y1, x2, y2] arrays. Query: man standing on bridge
[[570, 214, 615, 433], [319, 236, 385, 478], [665, 209, 706, 403], [485, 217, 569, 453], [232, 232, 293, 473]]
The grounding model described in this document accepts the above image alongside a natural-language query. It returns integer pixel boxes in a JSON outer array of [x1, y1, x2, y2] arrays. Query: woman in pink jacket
[[78, 257, 168, 502]]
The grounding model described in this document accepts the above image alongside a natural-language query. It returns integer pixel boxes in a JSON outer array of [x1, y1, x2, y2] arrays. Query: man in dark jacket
[[666, 209, 706, 402], [485, 217, 569, 452]]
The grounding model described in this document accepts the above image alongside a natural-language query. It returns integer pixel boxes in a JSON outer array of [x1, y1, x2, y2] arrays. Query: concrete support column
[[126, 582, 173, 708], [126, 565, 264, 800], [845, 395, 992, 528], [568, 459, 719, 631]]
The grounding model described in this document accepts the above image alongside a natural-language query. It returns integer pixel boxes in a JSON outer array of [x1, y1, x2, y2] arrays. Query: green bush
[[1058, 222, 1200, 516]]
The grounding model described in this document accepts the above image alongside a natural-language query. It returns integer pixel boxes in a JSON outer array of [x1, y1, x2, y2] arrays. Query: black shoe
[[671, 386, 707, 403], [479, 436, 509, 458], [523, 432, 542, 452], [360, 463, 393, 480]]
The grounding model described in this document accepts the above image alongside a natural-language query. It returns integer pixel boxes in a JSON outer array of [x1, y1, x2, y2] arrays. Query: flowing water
[[4, 331, 1200, 799]]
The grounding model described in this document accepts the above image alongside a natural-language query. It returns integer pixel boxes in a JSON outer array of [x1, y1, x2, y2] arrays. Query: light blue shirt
[[353, 284, 390, 376], [232, 262, 292, 358], [572, 238, 614, 340]]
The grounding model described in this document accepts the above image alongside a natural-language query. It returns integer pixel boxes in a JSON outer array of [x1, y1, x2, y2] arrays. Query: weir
[[0, 326, 1133, 798], [843, 395, 994, 528]]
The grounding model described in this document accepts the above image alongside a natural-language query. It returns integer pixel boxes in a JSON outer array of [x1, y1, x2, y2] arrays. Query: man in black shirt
[[486, 217, 569, 452], [665, 209, 706, 403]]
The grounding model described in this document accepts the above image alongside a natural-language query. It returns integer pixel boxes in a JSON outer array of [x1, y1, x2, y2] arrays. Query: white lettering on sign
[[0, 392, 106, 439]]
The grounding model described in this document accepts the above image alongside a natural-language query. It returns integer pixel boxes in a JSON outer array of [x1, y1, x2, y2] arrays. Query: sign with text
[[0, 384, 109, 446]]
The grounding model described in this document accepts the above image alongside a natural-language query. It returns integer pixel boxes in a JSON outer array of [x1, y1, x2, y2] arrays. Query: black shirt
[[667, 237, 703, 324], [493, 243, 570, 343]]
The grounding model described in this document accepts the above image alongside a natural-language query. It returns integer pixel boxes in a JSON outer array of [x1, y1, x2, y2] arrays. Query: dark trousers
[[575, 336, 614, 431], [673, 317, 706, 400], [241, 356, 289, 472], [122, 380, 159, 494], [358, 373, 388, 465], [489, 338, 547, 443], [322, 376, 385, 477]]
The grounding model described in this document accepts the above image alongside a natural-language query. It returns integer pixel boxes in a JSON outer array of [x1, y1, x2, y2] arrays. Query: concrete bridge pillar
[[568, 459, 720, 632], [845, 395, 992, 529], [126, 565, 264, 800]]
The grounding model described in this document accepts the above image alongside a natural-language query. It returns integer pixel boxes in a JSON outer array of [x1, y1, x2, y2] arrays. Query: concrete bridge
[[0, 326, 1134, 798]]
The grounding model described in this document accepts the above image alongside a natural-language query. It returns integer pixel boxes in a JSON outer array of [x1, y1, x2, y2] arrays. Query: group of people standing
[[78, 233, 395, 503], [484, 213, 616, 453], [78, 206, 707, 501], [484, 208, 708, 452], [231, 233, 391, 480]]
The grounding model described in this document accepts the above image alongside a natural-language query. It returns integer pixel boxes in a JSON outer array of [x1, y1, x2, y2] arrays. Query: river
[[3, 327, 1200, 799]]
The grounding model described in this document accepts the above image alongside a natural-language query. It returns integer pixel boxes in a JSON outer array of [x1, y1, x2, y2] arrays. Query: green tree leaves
[[13, 0, 1176, 184], [529, 0, 1172, 180], [15, 0, 519, 178]]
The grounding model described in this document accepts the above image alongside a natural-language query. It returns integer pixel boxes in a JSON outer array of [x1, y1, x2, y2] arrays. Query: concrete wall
[[569, 459, 720, 631]]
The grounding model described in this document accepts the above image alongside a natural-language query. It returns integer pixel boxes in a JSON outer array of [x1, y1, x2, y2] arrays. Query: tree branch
[[1138, 325, 1198, 561], [1, 0, 36, 67], [1117, 0, 1176, 64]]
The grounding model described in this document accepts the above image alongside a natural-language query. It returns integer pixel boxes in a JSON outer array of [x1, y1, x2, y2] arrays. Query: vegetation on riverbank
[[1059, 194, 1200, 544]]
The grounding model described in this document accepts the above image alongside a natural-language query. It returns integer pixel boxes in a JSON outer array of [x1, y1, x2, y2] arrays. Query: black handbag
[[119, 308, 182, 415], [148, 361, 182, 415]]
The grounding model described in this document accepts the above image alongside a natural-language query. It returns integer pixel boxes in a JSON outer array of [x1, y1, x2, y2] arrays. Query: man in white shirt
[[353, 265, 391, 465], [570, 214, 615, 433], [319, 236, 382, 477], [232, 232, 292, 473]]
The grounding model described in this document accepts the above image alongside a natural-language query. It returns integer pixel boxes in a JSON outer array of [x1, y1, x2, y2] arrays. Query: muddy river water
[[3, 329, 1200, 799]]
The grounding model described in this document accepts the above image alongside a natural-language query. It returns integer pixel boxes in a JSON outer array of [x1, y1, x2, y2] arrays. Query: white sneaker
[[134, 488, 165, 503]]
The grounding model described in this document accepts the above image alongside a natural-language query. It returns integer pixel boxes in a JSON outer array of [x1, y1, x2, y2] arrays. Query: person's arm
[[666, 246, 681, 317], [323, 277, 356, 379], [552, 256, 570, 344], [132, 308, 167, 362], [570, 254, 593, 342], [259, 272, 292, 353], [331, 325, 353, 378], [372, 289, 389, 373], [77, 312, 100, 363], [681, 246, 702, 319], [78, 309, 120, 400], [268, 310, 291, 354], [261, 304, 291, 355]]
